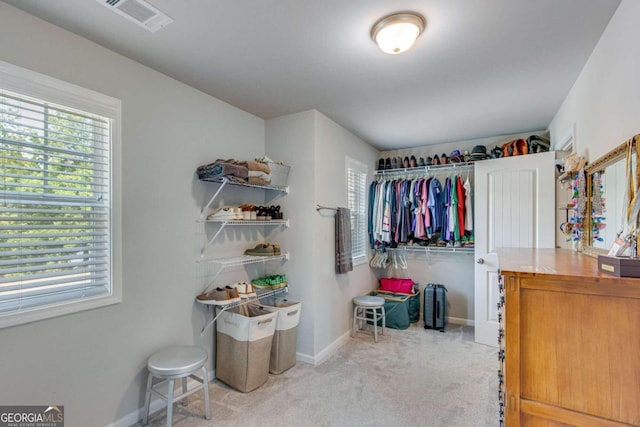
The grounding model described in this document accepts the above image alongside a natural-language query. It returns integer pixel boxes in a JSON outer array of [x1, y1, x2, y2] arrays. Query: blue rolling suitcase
[[424, 284, 447, 330]]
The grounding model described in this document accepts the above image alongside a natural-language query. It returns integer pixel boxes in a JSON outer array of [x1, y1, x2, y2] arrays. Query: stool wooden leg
[[142, 373, 153, 426], [166, 378, 174, 427], [201, 366, 211, 420]]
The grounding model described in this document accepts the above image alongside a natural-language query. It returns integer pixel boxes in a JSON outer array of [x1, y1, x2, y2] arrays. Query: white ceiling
[[2, 0, 620, 149]]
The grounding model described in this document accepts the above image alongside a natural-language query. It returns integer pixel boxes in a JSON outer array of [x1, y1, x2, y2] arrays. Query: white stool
[[142, 346, 211, 427], [351, 295, 386, 342]]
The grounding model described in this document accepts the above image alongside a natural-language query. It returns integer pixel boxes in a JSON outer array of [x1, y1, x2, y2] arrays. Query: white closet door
[[474, 151, 555, 347]]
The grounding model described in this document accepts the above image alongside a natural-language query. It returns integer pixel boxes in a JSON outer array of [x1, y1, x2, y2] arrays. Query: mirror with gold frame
[[583, 136, 639, 258]]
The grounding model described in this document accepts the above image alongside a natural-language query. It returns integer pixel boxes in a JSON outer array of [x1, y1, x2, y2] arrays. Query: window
[[346, 157, 368, 265], [0, 61, 121, 328]]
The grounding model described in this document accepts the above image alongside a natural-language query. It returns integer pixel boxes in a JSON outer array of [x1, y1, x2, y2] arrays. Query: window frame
[[346, 156, 368, 266], [0, 60, 122, 328]]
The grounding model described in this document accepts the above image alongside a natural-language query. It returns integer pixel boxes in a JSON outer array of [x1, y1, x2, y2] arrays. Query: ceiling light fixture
[[371, 12, 426, 55]]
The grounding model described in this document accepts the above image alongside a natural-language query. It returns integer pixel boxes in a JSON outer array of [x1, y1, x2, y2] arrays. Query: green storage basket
[[367, 290, 420, 330]]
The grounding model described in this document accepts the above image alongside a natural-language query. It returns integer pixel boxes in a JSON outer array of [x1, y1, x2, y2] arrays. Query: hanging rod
[[316, 204, 338, 212]]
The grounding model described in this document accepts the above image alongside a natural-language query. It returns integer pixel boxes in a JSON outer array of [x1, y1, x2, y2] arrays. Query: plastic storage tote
[[216, 304, 277, 392], [258, 298, 301, 374]]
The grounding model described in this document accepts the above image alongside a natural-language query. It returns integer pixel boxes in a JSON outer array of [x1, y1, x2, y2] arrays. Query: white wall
[[266, 110, 379, 359], [264, 111, 317, 357], [549, 0, 640, 161], [0, 4, 265, 426], [313, 111, 379, 354], [378, 131, 547, 322]]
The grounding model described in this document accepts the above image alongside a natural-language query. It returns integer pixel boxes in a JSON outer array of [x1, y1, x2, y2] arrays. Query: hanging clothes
[[450, 176, 460, 242], [456, 176, 466, 234], [428, 178, 443, 233], [367, 169, 473, 249], [463, 177, 473, 233]]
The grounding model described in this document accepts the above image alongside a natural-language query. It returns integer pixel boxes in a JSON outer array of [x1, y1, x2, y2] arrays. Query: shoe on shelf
[[384, 158, 391, 170], [195, 287, 240, 305], [256, 206, 267, 220], [206, 207, 237, 221], [251, 274, 287, 290], [410, 155, 417, 168], [403, 156, 410, 168], [377, 158, 385, 171], [418, 157, 425, 167], [231, 282, 257, 298], [244, 243, 279, 256], [233, 207, 243, 220], [272, 244, 281, 256], [225, 285, 239, 299], [391, 157, 398, 169], [239, 204, 254, 220]]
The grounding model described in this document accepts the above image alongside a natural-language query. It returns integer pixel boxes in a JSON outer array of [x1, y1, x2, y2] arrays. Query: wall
[[264, 111, 317, 357], [266, 110, 379, 360], [0, 4, 265, 427], [549, 0, 640, 161], [312, 111, 379, 355], [379, 131, 547, 323]]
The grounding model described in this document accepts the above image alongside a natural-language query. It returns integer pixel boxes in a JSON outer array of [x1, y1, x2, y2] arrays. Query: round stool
[[351, 295, 386, 342], [142, 346, 211, 427]]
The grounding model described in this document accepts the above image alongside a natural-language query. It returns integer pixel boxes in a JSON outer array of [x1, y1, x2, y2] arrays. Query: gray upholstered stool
[[351, 295, 386, 342], [142, 346, 211, 427]]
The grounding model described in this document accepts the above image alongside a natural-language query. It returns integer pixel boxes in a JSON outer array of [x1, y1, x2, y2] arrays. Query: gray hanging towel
[[335, 207, 353, 274]]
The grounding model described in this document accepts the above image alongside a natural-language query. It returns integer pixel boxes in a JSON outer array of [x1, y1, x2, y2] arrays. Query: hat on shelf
[[470, 145, 490, 160], [449, 149, 464, 163]]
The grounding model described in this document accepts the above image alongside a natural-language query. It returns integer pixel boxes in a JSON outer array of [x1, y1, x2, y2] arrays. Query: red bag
[[380, 278, 414, 294]]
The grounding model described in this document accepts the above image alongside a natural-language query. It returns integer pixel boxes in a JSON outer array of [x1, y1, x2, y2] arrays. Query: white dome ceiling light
[[371, 12, 426, 55]]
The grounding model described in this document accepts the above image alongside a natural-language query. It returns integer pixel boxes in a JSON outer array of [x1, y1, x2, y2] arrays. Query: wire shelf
[[200, 176, 289, 193], [199, 286, 289, 334], [201, 219, 289, 226], [197, 253, 289, 266]]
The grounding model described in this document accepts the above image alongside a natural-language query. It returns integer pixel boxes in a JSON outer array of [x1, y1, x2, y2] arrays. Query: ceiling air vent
[[97, 0, 173, 33]]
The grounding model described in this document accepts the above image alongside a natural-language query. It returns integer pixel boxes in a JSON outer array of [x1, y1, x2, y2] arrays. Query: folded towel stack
[[197, 158, 248, 181], [197, 157, 283, 185], [241, 160, 271, 174]]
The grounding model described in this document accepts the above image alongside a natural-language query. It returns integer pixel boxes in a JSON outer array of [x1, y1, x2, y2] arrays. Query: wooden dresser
[[497, 248, 640, 427]]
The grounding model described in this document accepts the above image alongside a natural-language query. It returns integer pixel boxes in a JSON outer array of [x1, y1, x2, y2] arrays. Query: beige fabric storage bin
[[259, 299, 301, 374], [216, 305, 277, 392]]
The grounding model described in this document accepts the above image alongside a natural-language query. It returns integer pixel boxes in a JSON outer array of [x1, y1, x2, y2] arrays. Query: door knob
[[477, 258, 485, 264]]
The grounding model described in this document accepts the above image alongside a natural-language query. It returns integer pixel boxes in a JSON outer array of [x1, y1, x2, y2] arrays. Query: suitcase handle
[[287, 310, 299, 316]]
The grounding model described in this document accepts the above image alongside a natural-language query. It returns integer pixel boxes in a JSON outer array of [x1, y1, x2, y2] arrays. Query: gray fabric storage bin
[[216, 304, 277, 392], [258, 298, 301, 374]]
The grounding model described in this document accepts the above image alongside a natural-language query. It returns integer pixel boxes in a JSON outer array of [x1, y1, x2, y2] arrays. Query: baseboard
[[296, 330, 351, 366], [447, 316, 474, 326], [108, 371, 216, 427]]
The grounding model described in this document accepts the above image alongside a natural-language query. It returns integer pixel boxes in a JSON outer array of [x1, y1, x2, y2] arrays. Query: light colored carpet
[[140, 324, 497, 427]]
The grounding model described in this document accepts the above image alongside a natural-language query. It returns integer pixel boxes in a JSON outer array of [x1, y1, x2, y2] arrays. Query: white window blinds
[[347, 159, 368, 262], [0, 89, 112, 316]]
